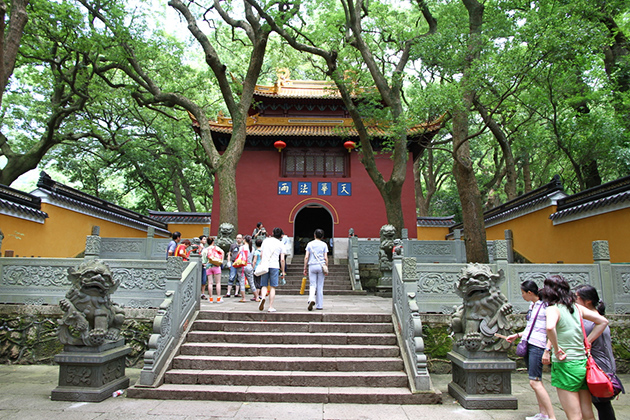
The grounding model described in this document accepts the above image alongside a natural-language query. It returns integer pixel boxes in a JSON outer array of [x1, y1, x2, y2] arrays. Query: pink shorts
[[206, 266, 222, 276]]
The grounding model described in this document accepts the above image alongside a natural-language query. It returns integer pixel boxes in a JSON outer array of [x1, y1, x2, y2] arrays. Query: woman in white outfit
[[303, 228, 329, 311]]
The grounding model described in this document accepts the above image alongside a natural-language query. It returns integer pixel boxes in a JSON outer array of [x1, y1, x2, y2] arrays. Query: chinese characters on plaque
[[278, 181, 351, 196]]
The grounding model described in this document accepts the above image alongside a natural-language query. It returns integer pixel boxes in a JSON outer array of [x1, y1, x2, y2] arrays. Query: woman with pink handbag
[[575, 284, 624, 420]]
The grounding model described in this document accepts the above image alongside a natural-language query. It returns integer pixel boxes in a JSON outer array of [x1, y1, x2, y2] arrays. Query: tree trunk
[[453, 108, 489, 263], [600, 15, 630, 126], [522, 152, 532, 193], [177, 168, 197, 212], [0, 150, 41, 185], [0, 0, 29, 107], [582, 159, 602, 189], [214, 151, 239, 232], [474, 99, 518, 200], [414, 157, 429, 217], [381, 178, 405, 234], [172, 174, 184, 211], [455, 0, 488, 263]]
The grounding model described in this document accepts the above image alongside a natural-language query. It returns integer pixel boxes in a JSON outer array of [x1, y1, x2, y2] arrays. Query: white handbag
[[254, 259, 269, 276]]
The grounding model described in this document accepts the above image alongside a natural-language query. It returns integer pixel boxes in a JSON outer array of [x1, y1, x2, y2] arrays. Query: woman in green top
[[540, 275, 609, 420]]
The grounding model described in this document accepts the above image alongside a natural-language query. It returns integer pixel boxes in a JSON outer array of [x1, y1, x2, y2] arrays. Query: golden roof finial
[[276, 68, 291, 87]]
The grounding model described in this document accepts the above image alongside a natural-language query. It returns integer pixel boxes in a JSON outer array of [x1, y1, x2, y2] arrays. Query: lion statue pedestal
[[447, 263, 517, 410], [51, 260, 131, 402]]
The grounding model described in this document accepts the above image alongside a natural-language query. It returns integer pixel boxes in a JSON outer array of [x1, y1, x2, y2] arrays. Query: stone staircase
[[281, 261, 366, 295], [127, 310, 440, 404]]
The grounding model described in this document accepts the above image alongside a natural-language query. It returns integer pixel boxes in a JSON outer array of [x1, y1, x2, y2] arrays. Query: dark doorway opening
[[293, 205, 333, 255]]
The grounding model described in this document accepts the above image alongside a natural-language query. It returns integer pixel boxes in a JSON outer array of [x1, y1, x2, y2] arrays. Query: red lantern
[[344, 140, 356, 152], [274, 140, 286, 152]]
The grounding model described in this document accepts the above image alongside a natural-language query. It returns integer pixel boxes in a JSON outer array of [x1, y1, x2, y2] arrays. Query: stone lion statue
[[216, 222, 235, 256], [58, 260, 125, 347], [451, 263, 513, 352], [379, 224, 397, 271]]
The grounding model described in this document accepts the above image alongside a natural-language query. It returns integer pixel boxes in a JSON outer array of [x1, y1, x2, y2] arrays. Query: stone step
[[195, 311, 391, 323], [171, 355, 404, 371], [164, 369, 409, 387], [283, 279, 352, 285], [185, 331, 398, 345], [127, 384, 442, 404], [278, 289, 366, 295], [278, 279, 352, 293], [179, 342, 400, 358], [191, 320, 394, 334], [126, 304, 442, 405]]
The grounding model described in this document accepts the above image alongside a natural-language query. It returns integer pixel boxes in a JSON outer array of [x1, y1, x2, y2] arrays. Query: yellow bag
[[300, 276, 307, 295]]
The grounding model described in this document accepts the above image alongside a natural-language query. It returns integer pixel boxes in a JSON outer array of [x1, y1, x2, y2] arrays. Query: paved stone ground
[[1, 364, 628, 419], [2, 295, 628, 419]]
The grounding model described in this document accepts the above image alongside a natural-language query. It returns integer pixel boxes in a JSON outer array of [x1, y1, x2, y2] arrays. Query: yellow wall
[[167, 224, 211, 241], [416, 226, 450, 240], [1, 204, 160, 258], [486, 206, 630, 264]]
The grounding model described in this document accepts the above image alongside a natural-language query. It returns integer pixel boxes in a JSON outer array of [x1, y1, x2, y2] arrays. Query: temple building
[[191, 70, 441, 259]]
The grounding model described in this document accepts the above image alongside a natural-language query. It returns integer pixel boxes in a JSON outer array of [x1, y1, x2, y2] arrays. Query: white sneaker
[[268, 307, 277, 312], [525, 414, 549, 420]]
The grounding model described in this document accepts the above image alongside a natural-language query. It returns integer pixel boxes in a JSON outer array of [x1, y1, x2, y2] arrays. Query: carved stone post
[[593, 241, 613, 312], [503, 230, 514, 263], [84, 226, 101, 260], [145, 227, 155, 259], [494, 240, 510, 300], [447, 263, 517, 409], [453, 229, 466, 263]]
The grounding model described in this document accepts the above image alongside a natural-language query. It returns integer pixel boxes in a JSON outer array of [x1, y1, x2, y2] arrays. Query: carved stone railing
[[402, 233, 467, 263], [347, 236, 362, 291], [353, 235, 471, 265], [401, 239, 629, 315], [98, 228, 170, 260], [392, 254, 431, 391], [137, 255, 200, 387], [0, 231, 205, 309], [0, 257, 172, 308]]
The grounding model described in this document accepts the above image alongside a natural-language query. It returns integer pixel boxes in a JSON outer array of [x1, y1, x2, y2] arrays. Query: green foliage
[[0, 314, 62, 364], [2, 0, 630, 219], [422, 324, 453, 359]]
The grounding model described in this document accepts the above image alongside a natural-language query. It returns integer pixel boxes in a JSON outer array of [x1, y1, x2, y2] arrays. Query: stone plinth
[[447, 348, 517, 410], [51, 339, 131, 402], [376, 272, 392, 297]]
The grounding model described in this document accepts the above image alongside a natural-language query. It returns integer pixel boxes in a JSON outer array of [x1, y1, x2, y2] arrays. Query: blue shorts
[[525, 344, 545, 381], [260, 268, 279, 288]]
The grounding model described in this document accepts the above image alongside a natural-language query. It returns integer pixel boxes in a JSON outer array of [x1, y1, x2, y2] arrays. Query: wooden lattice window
[[282, 148, 349, 177]]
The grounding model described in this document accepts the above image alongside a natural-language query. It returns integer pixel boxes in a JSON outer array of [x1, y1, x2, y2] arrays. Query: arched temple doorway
[[293, 205, 333, 255]]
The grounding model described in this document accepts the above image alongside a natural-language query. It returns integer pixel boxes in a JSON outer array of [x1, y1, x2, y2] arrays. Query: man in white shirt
[[258, 227, 286, 312]]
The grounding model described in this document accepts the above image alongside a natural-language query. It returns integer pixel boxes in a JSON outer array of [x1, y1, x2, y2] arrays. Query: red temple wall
[[211, 149, 417, 239]]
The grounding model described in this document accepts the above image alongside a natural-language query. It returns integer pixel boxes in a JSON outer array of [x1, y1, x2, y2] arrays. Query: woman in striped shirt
[[507, 280, 555, 420]]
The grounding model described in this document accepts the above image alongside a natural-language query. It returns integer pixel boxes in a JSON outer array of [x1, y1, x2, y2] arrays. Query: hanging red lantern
[[344, 140, 356, 152], [274, 140, 286, 152]]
